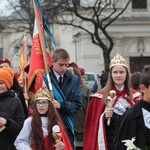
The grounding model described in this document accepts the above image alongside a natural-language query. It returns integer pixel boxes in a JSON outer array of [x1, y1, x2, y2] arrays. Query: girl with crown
[[14, 88, 72, 150], [83, 54, 142, 150], [114, 65, 150, 150]]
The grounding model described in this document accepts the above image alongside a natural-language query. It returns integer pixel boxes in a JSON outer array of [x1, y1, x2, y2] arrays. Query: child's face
[[0, 80, 8, 93], [35, 100, 49, 115], [111, 65, 127, 88]]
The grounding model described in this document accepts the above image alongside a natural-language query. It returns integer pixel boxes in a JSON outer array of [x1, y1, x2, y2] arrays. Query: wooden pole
[[23, 30, 28, 107], [33, 0, 54, 99]]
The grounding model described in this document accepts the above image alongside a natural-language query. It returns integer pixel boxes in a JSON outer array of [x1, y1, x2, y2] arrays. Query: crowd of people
[[0, 51, 149, 150]]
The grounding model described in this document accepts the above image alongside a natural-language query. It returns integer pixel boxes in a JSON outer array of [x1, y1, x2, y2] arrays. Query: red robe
[[83, 86, 142, 150]]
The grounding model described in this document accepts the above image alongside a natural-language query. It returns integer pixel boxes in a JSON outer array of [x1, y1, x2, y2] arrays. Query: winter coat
[[11, 77, 28, 119], [0, 90, 25, 150], [44, 68, 82, 148], [44, 68, 82, 125], [114, 100, 150, 150], [74, 84, 91, 141], [45, 68, 82, 115]]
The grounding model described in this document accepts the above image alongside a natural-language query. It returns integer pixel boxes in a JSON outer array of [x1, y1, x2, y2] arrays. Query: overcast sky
[[0, 1, 14, 16]]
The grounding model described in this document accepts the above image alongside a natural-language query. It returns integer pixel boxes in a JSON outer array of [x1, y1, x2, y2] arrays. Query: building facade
[[53, 0, 150, 75], [0, 0, 150, 74]]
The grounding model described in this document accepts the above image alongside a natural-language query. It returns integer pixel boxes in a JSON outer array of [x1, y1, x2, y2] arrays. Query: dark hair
[[11, 77, 28, 118], [141, 65, 150, 88], [31, 101, 62, 150], [73, 67, 83, 85], [52, 48, 70, 62], [130, 72, 142, 90]]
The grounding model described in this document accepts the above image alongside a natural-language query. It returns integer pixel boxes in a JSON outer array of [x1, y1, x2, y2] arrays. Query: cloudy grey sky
[[0, 1, 14, 16]]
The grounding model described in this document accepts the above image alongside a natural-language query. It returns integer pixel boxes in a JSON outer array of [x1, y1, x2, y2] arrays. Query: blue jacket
[[44, 68, 82, 135]]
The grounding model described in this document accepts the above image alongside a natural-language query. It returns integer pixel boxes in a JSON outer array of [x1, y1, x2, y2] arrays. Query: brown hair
[[130, 72, 142, 90], [101, 66, 133, 104], [141, 65, 150, 88], [30, 101, 62, 150], [73, 67, 83, 85], [52, 48, 70, 62]]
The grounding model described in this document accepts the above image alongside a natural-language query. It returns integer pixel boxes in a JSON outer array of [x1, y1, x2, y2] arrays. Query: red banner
[[28, 1, 52, 99]]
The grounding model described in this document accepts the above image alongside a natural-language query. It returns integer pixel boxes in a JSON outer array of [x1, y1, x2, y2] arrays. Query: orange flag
[[18, 31, 28, 88], [18, 49, 24, 81]]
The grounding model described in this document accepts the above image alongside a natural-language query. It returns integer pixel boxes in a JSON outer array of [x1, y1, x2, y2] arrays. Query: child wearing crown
[[14, 88, 72, 150], [83, 54, 142, 150], [114, 65, 150, 150]]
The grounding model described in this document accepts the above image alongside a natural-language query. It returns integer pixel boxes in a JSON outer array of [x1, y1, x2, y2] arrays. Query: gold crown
[[109, 54, 128, 69], [35, 88, 52, 101]]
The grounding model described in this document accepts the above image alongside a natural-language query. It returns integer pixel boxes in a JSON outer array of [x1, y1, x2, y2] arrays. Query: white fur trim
[[98, 112, 107, 150], [91, 93, 111, 100], [132, 92, 141, 99]]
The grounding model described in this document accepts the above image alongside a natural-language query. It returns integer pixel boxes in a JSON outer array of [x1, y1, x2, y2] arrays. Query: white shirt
[[142, 108, 150, 129], [14, 117, 48, 150], [53, 69, 63, 82]]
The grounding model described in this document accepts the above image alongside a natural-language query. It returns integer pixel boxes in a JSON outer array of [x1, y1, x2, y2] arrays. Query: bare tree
[[0, 0, 54, 46], [4, 0, 35, 37], [0, 0, 131, 73], [0, 0, 34, 63], [0, 22, 5, 32], [44, 0, 131, 73]]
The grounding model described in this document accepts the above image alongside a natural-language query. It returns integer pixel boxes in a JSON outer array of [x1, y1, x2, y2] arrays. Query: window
[[132, 0, 147, 9], [85, 74, 95, 81]]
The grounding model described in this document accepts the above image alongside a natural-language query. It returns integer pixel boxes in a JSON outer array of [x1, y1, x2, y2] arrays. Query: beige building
[[0, 0, 150, 74], [53, 0, 150, 75]]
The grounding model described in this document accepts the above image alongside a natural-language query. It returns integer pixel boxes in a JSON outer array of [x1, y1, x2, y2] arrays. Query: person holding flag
[[28, 1, 82, 149], [44, 49, 82, 149]]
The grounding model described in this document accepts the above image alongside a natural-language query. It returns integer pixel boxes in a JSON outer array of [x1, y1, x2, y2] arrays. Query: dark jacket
[[44, 68, 82, 148], [44, 68, 82, 127], [48, 68, 82, 115], [0, 90, 25, 150], [74, 84, 91, 140], [114, 100, 150, 150], [11, 77, 28, 118]]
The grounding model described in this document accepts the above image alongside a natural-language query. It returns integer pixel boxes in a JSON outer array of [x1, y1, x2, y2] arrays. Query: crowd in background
[[0, 51, 149, 150]]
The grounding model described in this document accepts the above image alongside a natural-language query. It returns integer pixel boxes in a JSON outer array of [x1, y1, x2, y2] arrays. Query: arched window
[[132, 0, 147, 9]]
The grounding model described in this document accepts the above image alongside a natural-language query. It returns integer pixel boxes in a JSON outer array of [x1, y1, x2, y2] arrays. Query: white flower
[[122, 137, 140, 150]]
